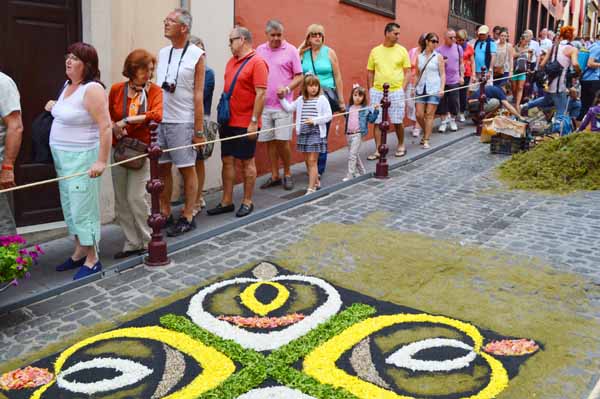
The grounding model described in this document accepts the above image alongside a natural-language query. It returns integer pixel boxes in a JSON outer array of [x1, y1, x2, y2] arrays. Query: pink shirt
[[347, 105, 360, 133], [256, 40, 303, 110]]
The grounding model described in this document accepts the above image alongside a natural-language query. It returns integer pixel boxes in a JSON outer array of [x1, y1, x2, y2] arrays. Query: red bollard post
[[476, 67, 488, 137], [375, 83, 391, 179], [145, 122, 170, 266]]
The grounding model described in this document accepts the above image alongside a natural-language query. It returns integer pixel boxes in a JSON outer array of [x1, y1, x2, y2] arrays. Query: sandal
[[422, 140, 431, 149], [367, 152, 380, 161], [395, 148, 406, 157], [305, 188, 316, 195]]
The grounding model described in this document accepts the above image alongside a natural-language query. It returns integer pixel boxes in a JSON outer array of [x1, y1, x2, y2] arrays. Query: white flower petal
[[385, 338, 476, 372], [187, 275, 342, 351], [57, 357, 153, 394], [236, 386, 318, 398]]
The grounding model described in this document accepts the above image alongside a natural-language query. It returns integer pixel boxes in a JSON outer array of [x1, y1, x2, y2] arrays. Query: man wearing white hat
[[473, 25, 496, 82]]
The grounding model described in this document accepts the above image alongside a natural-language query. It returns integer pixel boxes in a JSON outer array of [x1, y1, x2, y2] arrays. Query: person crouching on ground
[[279, 74, 332, 194], [577, 91, 600, 132], [343, 84, 379, 181]]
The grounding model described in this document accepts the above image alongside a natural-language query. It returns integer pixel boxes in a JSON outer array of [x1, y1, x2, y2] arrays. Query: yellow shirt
[[367, 44, 411, 92]]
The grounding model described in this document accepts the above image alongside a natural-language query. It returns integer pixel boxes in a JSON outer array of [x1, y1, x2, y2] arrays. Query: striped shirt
[[300, 98, 319, 135]]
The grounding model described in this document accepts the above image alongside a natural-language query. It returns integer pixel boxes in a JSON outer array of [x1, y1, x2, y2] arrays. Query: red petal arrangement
[[483, 339, 539, 356], [0, 366, 54, 390], [218, 313, 305, 329]]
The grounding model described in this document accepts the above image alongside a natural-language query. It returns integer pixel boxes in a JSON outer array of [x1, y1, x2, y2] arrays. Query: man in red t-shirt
[[207, 27, 268, 218]]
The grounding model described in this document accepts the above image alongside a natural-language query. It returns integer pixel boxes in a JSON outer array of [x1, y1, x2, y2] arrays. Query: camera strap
[[164, 40, 190, 85]]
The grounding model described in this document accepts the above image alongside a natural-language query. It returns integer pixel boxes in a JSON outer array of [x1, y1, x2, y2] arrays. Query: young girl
[[343, 84, 379, 181], [577, 91, 600, 132], [280, 75, 332, 194]]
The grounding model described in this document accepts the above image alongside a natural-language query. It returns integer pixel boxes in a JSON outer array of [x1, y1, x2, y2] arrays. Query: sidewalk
[[0, 123, 475, 313]]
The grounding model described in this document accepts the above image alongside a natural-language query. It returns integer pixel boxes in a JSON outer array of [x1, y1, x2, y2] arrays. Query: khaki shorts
[[258, 109, 294, 142]]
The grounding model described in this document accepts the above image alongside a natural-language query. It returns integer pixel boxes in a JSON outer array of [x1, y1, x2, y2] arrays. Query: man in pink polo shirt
[[257, 19, 303, 191]]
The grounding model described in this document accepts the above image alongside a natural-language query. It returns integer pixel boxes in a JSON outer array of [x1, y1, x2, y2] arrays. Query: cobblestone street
[[1, 136, 599, 398]]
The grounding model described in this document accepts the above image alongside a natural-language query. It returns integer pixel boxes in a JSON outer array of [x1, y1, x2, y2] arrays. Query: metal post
[[145, 122, 170, 266], [476, 67, 488, 137], [375, 83, 391, 179]]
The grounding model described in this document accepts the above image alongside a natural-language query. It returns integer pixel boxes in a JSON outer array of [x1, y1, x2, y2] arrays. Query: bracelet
[[1, 164, 14, 171], [195, 130, 206, 138], [285, 86, 291, 94]]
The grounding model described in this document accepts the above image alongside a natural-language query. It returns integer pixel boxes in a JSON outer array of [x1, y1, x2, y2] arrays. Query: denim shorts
[[415, 95, 440, 105]]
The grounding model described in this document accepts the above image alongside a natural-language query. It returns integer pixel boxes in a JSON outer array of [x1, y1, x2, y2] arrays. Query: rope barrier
[[0, 71, 529, 195]]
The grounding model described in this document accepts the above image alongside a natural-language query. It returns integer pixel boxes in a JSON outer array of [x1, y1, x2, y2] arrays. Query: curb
[[0, 130, 475, 315]]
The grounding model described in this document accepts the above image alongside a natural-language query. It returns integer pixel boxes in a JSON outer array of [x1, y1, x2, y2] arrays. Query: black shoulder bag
[[31, 83, 67, 164], [544, 43, 564, 88], [310, 50, 341, 113], [112, 84, 148, 170]]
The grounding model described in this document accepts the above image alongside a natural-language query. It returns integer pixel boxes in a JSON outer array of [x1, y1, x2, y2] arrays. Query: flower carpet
[[1, 218, 599, 398], [0, 260, 567, 399]]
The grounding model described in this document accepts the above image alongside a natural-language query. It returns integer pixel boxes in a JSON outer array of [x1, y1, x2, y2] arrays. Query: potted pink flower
[[0, 235, 44, 292]]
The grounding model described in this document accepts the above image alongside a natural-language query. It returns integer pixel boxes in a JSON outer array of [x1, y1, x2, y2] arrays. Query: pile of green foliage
[[497, 132, 600, 193]]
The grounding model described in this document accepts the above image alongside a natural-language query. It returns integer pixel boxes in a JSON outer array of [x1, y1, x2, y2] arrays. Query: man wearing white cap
[[473, 25, 496, 82]]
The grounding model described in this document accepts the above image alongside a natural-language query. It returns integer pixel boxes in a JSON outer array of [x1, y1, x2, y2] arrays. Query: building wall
[[486, 2, 519, 35], [236, 0, 450, 175]]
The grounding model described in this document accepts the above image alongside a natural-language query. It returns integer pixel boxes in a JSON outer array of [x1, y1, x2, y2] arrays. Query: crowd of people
[[1, 8, 600, 280]]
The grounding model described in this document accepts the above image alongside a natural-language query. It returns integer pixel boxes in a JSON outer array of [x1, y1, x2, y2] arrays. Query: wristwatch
[[195, 130, 206, 138], [251, 115, 258, 123]]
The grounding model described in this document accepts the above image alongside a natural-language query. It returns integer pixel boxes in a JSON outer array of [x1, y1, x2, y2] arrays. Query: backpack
[[578, 47, 590, 75], [514, 52, 528, 74]]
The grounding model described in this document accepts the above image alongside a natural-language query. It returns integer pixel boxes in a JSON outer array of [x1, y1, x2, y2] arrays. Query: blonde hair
[[299, 24, 325, 54]]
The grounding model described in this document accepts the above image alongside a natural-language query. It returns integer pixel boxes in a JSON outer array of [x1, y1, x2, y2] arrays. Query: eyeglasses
[[64, 54, 80, 62], [163, 18, 180, 25], [229, 36, 242, 44], [309, 32, 323, 38], [456, 39, 465, 43]]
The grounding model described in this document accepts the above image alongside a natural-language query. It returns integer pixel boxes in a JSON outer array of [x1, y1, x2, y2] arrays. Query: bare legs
[[194, 160, 205, 210], [159, 163, 197, 222], [71, 236, 97, 268], [305, 152, 319, 190], [512, 80, 525, 112], [267, 140, 292, 180], [416, 103, 438, 145], [221, 156, 256, 207]]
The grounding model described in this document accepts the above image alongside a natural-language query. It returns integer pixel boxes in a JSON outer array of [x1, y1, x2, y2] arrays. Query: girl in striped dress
[[280, 74, 332, 194]]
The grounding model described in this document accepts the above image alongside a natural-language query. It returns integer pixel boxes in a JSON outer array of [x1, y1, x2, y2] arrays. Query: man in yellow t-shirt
[[367, 22, 411, 159]]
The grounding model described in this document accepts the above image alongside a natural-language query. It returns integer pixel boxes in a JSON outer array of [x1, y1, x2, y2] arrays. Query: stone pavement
[[0, 122, 471, 313], [1, 135, 599, 392]]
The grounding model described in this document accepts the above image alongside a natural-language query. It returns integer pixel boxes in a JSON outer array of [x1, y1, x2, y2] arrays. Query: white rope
[[0, 71, 530, 195]]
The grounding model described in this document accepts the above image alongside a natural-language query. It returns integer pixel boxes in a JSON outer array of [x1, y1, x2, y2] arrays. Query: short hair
[[189, 35, 205, 50], [234, 26, 253, 43], [174, 8, 192, 31], [560, 26, 575, 41], [385, 22, 400, 35], [302, 74, 321, 100], [266, 19, 284, 33], [457, 29, 468, 40], [122, 49, 156, 80], [493, 26, 502, 33], [66, 42, 103, 86]]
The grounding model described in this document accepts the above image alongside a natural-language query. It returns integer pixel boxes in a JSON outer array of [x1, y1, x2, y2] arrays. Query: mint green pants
[[51, 146, 101, 246]]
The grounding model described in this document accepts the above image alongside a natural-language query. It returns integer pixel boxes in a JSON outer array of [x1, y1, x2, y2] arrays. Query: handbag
[[309, 51, 340, 113], [217, 56, 254, 125], [31, 83, 67, 163], [196, 120, 218, 160], [112, 84, 148, 170], [544, 43, 564, 86]]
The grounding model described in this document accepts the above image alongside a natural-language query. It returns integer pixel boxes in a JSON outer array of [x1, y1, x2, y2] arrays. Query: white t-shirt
[[540, 38, 553, 53], [0, 72, 21, 162], [156, 42, 204, 123], [529, 40, 541, 63]]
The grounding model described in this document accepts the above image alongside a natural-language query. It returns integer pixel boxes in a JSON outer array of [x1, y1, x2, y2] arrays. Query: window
[[449, 0, 486, 23], [530, 0, 539, 36], [340, 0, 395, 18]]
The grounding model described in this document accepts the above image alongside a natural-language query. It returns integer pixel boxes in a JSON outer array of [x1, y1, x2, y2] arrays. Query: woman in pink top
[[407, 34, 426, 137]]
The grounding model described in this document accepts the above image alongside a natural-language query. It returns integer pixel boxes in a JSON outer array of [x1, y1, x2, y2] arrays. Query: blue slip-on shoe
[[73, 261, 102, 280], [55, 256, 86, 272]]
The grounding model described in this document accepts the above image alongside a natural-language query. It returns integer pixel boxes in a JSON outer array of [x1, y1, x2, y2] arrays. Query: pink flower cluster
[[0, 235, 45, 287], [218, 313, 306, 329]]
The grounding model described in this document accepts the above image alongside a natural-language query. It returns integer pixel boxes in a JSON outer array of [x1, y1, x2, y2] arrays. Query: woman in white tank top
[[45, 42, 112, 280], [414, 33, 446, 149]]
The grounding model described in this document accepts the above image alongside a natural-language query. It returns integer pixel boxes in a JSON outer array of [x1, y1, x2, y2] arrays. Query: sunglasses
[[309, 32, 323, 38], [429, 39, 439, 44], [229, 36, 242, 44]]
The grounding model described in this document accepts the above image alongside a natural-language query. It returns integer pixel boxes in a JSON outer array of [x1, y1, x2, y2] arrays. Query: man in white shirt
[[539, 29, 553, 53], [0, 71, 23, 236], [156, 8, 206, 237]]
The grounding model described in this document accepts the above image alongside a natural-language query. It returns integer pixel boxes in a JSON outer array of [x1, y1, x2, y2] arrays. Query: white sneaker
[[458, 114, 466, 123], [449, 120, 458, 131], [342, 175, 353, 182], [438, 122, 447, 133], [412, 127, 421, 137]]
